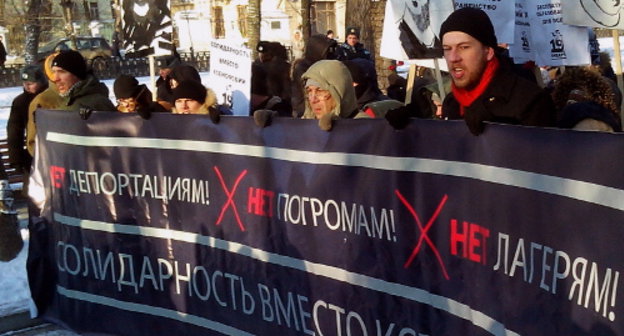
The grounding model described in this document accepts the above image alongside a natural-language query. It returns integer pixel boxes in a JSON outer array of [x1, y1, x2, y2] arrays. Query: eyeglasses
[[117, 98, 138, 106], [116, 98, 137, 113], [306, 88, 332, 101]]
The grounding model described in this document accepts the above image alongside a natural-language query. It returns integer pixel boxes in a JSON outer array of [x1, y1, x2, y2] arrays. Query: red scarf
[[451, 56, 499, 116]]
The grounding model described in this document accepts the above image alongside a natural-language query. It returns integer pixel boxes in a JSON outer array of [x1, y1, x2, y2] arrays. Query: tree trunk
[[83, 0, 91, 21], [247, 0, 261, 60], [24, 0, 43, 65], [371, 0, 392, 91], [300, 0, 312, 41]]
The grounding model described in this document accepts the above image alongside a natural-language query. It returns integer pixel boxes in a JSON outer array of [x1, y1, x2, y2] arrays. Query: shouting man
[[440, 8, 555, 135]]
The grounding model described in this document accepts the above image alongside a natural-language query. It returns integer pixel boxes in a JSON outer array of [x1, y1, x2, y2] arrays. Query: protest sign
[[453, 0, 516, 44], [121, 0, 174, 57], [509, 1, 536, 63], [380, 0, 453, 60], [28, 111, 624, 336], [209, 39, 251, 116], [562, 0, 624, 29], [527, 0, 591, 66]]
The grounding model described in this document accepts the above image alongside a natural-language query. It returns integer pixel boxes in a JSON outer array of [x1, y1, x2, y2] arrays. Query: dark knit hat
[[21, 65, 45, 84], [172, 80, 207, 103], [256, 41, 271, 53], [52, 50, 87, 80], [114, 74, 140, 99], [159, 55, 181, 69], [343, 60, 367, 85], [170, 65, 201, 83], [440, 8, 498, 48], [559, 101, 621, 132]]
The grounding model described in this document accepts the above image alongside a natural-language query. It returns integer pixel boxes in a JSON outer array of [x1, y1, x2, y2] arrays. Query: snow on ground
[[0, 72, 209, 335], [0, 227, 30, 317]]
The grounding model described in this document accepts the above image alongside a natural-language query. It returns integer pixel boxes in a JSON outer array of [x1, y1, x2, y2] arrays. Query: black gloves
[[79, 107, 93, 120], [136, 106, 151, 120], [135, 87, 153, 120], [385, 106, 412, 130], [253, 109, 277, 127], [208, 107, 221, 124], [463, 107, 493, 135], [464, 111, 485, 135]]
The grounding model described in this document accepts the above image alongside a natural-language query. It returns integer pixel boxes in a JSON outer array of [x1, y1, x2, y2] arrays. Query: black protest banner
[[28, 110, 624, 336]]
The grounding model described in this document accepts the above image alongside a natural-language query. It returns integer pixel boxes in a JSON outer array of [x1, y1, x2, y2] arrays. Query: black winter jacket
[[442, 60, 556, 135], [8, 90, 40, 172]]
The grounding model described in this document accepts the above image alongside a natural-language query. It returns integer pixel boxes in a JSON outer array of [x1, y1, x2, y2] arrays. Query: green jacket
[[56, 74, 115, 112], [27, 75, 115, 155]]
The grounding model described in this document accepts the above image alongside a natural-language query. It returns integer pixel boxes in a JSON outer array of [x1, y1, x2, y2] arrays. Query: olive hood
[[301, 60, 357, 120]]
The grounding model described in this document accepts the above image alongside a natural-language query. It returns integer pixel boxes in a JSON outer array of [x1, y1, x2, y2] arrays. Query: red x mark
[[396, 190, 450, 280], [214, 167, 248, 232]]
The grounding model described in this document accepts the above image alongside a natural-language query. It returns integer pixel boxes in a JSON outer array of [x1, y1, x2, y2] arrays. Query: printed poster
[[562, 0, 624, 29], [380, 0, 454, 60], [454, 0, 516, 44], [209, 39, 251, 116], [527, 0, 591, 66], [509, 0, 536, 63], [121, 0, 173, 57]]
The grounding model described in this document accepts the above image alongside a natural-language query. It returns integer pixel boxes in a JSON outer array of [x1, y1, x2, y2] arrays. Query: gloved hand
[[208, 107, 221, 124], [385, 105, 411, 130], [463, 109, 489, 135], [136, 106, 152, 120], [135, 86, 152, 120], [318, 113, 336, 131], [79, 107, 93, 120], [253, 109, 277, 127]]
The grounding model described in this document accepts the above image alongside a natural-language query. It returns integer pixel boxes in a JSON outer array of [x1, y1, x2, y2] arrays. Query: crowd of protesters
[[0, 6, 621, 264], [3, 7, 623, 196]]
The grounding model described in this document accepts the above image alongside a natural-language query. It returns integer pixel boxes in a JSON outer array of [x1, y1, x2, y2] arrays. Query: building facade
[[171, 0, 346, 53], [1, 0, 349, 60], [0, 0, 114, 59]]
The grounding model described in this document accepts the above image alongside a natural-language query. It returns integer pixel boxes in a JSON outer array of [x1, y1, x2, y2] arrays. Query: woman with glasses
[[113, 74, 168, 118], [301, 60, 359, 131]]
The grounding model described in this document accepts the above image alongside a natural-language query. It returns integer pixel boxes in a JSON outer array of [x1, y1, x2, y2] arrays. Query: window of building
[[311, 1, 336, 35], [89, 1, 100, 20], [237, 5, 248, 38], [212, 6, 225, 39], [271, 21, 281, 30]]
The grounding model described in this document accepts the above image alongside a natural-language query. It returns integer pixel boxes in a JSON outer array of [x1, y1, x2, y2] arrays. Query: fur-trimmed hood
[[171, 87, 218, 114]]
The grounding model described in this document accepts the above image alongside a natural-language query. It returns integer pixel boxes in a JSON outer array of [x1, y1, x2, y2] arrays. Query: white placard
[[209, 40, 252, 116], [454, 1, 516, 44], [527, 0, 591, 66], [380, 0, 454, 60], [561, 0, 624, 29], [120, 0, 174, 57], [509, 0, 536, 63]]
